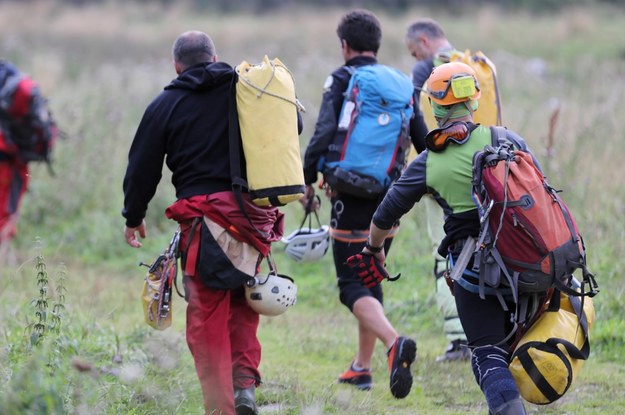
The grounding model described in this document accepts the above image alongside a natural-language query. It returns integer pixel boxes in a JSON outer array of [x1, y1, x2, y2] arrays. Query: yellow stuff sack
[[141, 231, 179, 330], [233, 56, 305, 207], [509, 291, 595, 405]]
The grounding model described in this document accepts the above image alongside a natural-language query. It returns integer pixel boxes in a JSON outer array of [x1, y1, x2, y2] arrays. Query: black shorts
[[330, 193, 392, 310]]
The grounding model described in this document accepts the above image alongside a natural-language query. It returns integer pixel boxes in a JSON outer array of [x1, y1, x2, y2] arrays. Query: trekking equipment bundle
[[140, 230, 180, 330], [322, 64, 414, 199], [229, 55, 305, 207], [509, 285, 595, 404], [0, 60, 59, 165], [419, 49, 502, 131], [471, 126, 598, 301]]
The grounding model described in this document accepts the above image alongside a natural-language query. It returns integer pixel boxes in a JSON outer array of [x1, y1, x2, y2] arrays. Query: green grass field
[[1, 1, 625, 414]]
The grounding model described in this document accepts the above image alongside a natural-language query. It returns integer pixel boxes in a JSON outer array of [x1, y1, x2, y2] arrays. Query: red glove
[[345, 253, 400, 288]]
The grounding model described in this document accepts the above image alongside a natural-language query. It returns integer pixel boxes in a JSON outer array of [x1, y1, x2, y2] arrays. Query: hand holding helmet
[[299, 184, 320, 213], [282, 194, 330, 262]]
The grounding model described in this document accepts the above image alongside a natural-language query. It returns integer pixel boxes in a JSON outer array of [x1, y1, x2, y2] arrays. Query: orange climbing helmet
[[424, 61, 481, 105]]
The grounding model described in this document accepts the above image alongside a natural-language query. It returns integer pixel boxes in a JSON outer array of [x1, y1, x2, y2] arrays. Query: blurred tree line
[[3, 0, 624, 13]]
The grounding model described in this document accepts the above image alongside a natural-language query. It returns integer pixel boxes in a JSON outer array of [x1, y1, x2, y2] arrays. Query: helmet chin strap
[[437, 100, 476, 128], [437, 109, 453, 127], [464, 100, 476, 117]]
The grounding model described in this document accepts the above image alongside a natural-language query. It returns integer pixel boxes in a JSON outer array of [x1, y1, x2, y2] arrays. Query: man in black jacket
[[123, 31, 285, 415]]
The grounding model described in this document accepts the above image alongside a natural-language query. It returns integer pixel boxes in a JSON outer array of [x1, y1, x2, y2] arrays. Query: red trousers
[[0, 160, 28, 242], [184, 275, 261, 415]]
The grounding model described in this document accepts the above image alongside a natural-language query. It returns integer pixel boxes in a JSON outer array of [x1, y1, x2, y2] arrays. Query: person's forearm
[[367, 222, 390, 249]]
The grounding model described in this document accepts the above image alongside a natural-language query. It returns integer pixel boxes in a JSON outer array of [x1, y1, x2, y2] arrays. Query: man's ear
[[341, 39, 355, 57], [212, 55, 218, 63], [174, 60, 183, 75]]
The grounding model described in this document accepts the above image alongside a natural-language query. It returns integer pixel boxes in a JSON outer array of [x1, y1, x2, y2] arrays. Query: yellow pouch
[[509, 291, 595, 404], [141, 231, 179, 330]]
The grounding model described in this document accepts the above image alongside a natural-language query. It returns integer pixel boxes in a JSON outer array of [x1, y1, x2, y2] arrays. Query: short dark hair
[[172, 31, 215, 69], [336, 9, 382, 54], [405, 18, 446, 43]]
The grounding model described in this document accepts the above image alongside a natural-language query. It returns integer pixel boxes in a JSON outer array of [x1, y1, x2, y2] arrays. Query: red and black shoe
[[338, 362, 373, 391], [387, 336, 417, 399]]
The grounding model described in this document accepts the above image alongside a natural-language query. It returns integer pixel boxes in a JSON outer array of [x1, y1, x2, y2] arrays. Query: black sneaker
[[387, 336, 417, 399], [337, 362, 373, 390], [436, 339, 471, 362], [234, 386, 258, 415]]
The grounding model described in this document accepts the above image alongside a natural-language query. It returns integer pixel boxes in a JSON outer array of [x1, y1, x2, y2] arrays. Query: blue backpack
[[321, 64, 414, 199]]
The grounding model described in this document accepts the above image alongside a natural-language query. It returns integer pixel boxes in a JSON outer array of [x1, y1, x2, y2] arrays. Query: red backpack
[[471, 126, 598, 301], [0, 61, 58, 165]]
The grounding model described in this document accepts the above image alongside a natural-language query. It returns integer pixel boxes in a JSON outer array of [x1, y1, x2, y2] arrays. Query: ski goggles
[[425, 121, 471, 152], [427, 73, 480, 101]]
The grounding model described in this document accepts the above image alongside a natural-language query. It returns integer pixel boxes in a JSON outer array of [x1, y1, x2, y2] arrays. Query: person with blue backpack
[[301, 9, 420, 399], [356, 62, 539, 414]]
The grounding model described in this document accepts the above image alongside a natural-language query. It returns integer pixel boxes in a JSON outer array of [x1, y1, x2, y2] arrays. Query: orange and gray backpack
[[0, 60, 59, 167], [471, 126, 598, 301]]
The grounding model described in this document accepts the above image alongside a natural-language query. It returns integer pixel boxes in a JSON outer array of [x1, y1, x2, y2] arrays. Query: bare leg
[[352, 296, 398, 368]]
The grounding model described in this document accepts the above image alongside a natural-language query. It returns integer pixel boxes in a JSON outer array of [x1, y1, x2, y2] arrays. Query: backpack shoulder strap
[[343, 65, 356, 76], [490, 125, 509, 147], [228, 72, 247, 193], [433, 49, 459, 66]]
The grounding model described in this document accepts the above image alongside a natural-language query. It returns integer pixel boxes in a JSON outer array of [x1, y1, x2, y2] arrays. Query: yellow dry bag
[[509, 290, 595, 404], [231, 56, 305, 207]]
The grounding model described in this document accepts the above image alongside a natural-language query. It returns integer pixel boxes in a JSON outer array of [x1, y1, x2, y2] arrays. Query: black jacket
[[122, 62, 236, 227]]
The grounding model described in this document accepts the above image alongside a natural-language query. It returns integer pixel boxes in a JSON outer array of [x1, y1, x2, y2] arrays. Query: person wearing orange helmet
[[352, 62, 542, 414]]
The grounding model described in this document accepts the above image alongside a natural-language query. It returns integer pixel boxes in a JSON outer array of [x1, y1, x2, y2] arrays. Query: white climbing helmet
[[245, 273, 298, 316], [281, 225, 330, 262]]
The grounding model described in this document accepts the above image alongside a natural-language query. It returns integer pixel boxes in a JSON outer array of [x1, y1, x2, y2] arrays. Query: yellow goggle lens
[[450, 75, 477, 99]]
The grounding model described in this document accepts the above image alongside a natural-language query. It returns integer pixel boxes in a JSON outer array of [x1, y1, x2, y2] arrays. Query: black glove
[[345, 253, 400, 288]]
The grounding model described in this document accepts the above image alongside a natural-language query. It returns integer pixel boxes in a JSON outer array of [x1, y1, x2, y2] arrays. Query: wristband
[[365, 240, 384, 253]]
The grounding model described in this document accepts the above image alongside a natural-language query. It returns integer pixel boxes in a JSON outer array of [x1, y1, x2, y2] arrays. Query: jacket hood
[[166, 61, 234, 92]]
